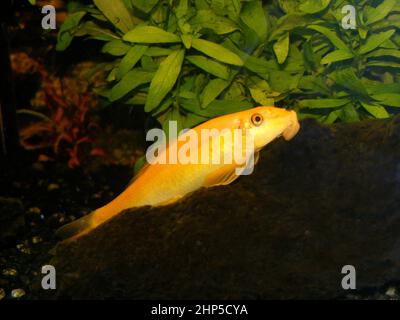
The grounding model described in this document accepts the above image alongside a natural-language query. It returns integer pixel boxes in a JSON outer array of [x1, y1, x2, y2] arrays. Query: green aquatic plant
[[57, 0, 400, 126], [270, 0, 400, 123]]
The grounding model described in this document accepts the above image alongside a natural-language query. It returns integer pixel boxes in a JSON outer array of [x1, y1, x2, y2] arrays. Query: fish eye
[[251, 113, 263, 126]]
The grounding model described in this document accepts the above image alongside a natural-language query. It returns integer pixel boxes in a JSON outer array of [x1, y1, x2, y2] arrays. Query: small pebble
[[32, 236, 42, 244], [27, 207, 41, 215], [32, 162, 44, 171], [47, 183, 60, 191], [2, 268, 18, 277], [11, 288, 25, 299], [92, 192, 102, 199], [0, 288, 6, 300], [385, 287, 397, 298], [16, 243, 31, 254]]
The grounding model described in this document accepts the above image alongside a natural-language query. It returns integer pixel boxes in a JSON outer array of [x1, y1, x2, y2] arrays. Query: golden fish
[[56, 106, 300, 240]]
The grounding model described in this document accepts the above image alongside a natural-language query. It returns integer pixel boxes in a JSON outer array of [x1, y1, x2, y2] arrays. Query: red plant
[[17, 58, 104, 168]]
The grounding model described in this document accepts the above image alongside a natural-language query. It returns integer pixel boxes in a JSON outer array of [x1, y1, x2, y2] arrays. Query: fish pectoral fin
[[204, 164, 241, 187], [254, 151, 260, 165]]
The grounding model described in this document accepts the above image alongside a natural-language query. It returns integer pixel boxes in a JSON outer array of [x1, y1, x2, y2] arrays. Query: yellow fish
[[56, 106, 300, 240]]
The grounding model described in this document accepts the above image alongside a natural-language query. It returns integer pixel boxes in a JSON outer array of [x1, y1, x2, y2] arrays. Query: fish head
[[238, 106, 300, 151]]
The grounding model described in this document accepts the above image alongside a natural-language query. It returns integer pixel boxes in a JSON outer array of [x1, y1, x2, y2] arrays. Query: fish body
[[57, 106, 300, 240]]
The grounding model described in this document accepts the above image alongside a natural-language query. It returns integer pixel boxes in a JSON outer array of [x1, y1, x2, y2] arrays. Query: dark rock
[[39, 116, 400, 299], [0, 197, 25, 248]]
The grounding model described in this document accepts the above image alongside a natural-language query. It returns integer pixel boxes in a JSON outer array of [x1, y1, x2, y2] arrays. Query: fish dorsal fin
[[204, 164, 241, 187], [127, 162, 151, 187]]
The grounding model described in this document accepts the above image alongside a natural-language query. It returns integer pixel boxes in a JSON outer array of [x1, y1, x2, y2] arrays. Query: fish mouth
[[282, 111, 300, 141]]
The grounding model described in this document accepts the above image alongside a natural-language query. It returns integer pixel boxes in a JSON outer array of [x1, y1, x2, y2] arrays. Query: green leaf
[[273, 33, 290, 64], [366, 49, 400, 59], [365, 82, 400, 95], [201, 100, 253, 117], [361, 103, 390, 118], [308, 25, 349, 51], [358, 29, 396, 55], [271, 14, 313, 40], [133, 155, 147, 175], [141, 56, 158, 71], [145, 49, 185, 112], [190, 10, 238, 35], [145, 47, 173, 57], [181, 34, 193, 49], [93, 0, 134, 33], [320, 49, 354, 64], [299, 0, 331, 14], [372, 93, 400, 107], [101, 40, 131, 56], [201, 79, 230, 108], [186, 55, 230, 80], [366, 61, 400, 68], [123, 26, 181, 43], [324, 110, 341, 124], [340, 104, 360, 122], [181, 99, 252, 118], [110, 70, 154, 102], [56, 11, 86, 51], [365, 0, 397, 25], [240, 1, 268, 41], [74, 21, 120, 41], [298, 98, 350, 109], [330, 69, 370, 99], [116, 45, 148, 79], [191, 38, 243, 66], [131, 0, 159, 13], [222, 39, 276, 74]]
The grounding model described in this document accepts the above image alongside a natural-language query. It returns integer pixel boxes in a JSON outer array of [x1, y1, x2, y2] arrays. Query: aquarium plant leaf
[[56, 11, 86, 51], [110, 70, 154, 102], [74, 21, 120, 41], [191, 39, 243, 66], [123, 26, 182, 43], [372, 94, 400, 107], [131, 0, 159, 13], [364, 0, 397, 25], [298, 98, 350, 109], [145, 49, 185, 112], [273, 33, 290, 64], [340, 104, 360, 122], [358, 29, 396, 55], [117, 45, 148, 79], [361, 103, 390, 119], [101, 40, 131, 56], [320, 49, 354, 64], [366, 49, 400, 59], [145, 47, 174, 57], [299, 0, 331, 14], [308, 25, 349, 52], [190, 10, 238, 35], [181, 99, 252, 118], [93, 0, 134, 33], [186, 55, 230, 80], [330, 69, 370, 99], [201, 79, 231, 108], [240, 1, 268, 41]]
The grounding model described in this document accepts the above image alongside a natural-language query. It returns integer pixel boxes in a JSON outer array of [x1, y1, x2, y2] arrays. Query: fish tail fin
[[55, 211, 95, 241]]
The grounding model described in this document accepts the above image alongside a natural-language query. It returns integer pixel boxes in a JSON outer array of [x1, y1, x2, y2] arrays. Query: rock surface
[[38, 117, 400, 299]]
